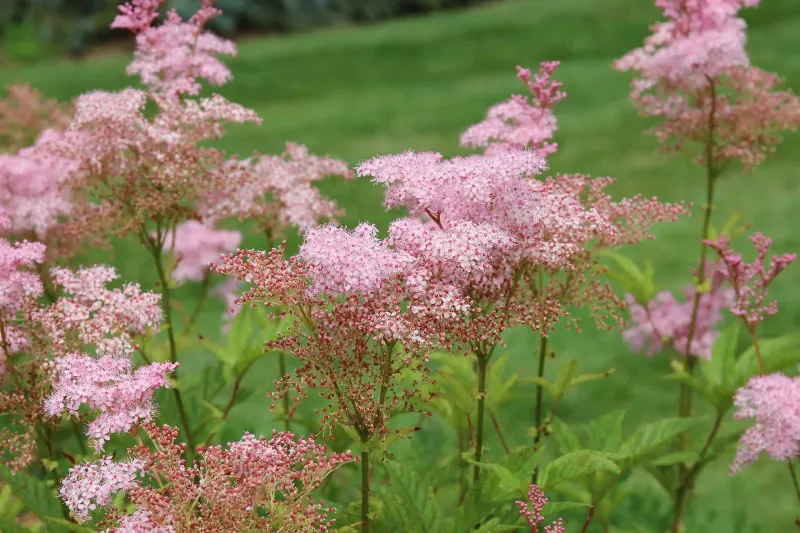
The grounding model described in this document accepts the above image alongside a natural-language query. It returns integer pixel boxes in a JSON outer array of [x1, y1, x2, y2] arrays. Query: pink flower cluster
[[112, 0, 236, 97], [71, 425, 354, 531], [731, 372, 800, 473], [46, 354, 177, 451], [33, 265, 162, 357], [615, 0, 800, 170], [200, 143, 353, 235], [516, 484, 566, 533], [60, 456, 144, 521], [615, 0, 758, 94], [461, 62, 565, 155], [162, 220, 241, 283], [0, 132, 76, 238], [706, 233, 796, 327], [624, 264, 734, 359]]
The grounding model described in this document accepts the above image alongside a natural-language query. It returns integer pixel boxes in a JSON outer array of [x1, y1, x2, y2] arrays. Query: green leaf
[[379, 462, 444, 532], [600, 251, 656, 304], [538, 450, 620, 490], [551, 418, 582, 454], [471, 518, 521, 533], [587, 410, 625, 452], [542, 501, 590, 516], [569, 368, 615, 390], [553, 360, 579, 398], [734, 333, 800, 386], [703, 322, 740, 391], [0, 469, 63, 528], [486, 353, 520, 412], [618, 417, 707, 468], [465, 458, 525, 493], [651, 451, 699, 467]]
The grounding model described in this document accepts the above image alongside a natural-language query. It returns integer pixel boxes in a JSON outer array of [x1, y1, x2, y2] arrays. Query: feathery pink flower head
[[0, 134, 76, 238], [113, 0, 235, 97], [731, 372, 800, 473], [0, 237, 45, 313], [623, 273, 733, 359], [60, 456, 144, 522], [461, 62, 565, 155], [614, 0, 758, 93], [706, 233, 796, 327], [299, 223, 416, 297], [45, 354, 177, 451], [517, 484, 566, 533], [162, 220, 241, 283], [200, 143, 352, 234]]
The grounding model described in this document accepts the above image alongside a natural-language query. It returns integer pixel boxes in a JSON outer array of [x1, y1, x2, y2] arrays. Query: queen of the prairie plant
[[0, 83, 71, 152], [614, 0, 800, 170]]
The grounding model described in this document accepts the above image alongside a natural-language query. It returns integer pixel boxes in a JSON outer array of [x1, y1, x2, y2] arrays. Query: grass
[[3, 0, 800, 530]]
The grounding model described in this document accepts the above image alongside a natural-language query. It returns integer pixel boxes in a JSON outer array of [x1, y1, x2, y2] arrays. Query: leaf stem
[[473, 350, 489, 483], [361, 449, 371, 533]]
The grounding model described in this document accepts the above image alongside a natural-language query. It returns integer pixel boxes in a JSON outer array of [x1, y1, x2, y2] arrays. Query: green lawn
[[3, 0, 800, 530]]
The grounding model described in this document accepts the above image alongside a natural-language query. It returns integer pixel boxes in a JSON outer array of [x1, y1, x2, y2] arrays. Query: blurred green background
[[2, 0, 800, 530]]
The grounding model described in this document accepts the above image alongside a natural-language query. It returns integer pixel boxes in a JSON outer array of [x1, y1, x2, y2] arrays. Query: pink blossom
[[0, 133, 76, 238], [34, 265, 162, 357], [60, 456, 144, 522], [114, 0, 235, 96], [357, 150, 547, 219], [614, 0, 758, 92], [706, 233, 796, 327], [388, 217, 514, 290], [461, 62, 565, 155], [623, 278, 733, 359], [299, 223, 416, 297], [516, 484, 566, 533], [731, 372, 800, 473], [0, 237, 45, 313], [45, 353, 177, 451], [114, 510, 176, 533], [200, 143, 352, 233], [162, 220, 241, 283]]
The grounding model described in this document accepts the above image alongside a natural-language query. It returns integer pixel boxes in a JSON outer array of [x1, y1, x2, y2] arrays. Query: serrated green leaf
[[651, 451, 699, 467], [551, 418, 582, 454], [471, 518, 521, 533], [465, 459, 524, 493], [618, 417, 706, 467], [0, 469, 67, 532], [542, 501, 590, 516], [539, 450, 620, 490], [734, 333, 800, 386], [600, 251, 656, 303], [379, 462, 444, 532], [588, 410, 625, 452], [553, 360, 579, 398]]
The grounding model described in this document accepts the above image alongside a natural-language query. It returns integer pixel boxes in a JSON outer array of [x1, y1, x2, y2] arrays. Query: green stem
[[473, 351, 489, 483], [361, 449, 370, 533], [674, 76, 718, 533], [532, 334, 548, 482], [150, 240, 196, 457], [202, 375, 242, 447], [580, 500, 596, 533], [788, 461, 800, 506]]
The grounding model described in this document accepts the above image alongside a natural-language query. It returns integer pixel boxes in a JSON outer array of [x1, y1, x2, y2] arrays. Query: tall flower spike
[[461, 62, 565, 155], [706, 233, 796, 327], [731, 372, 800, 473], [113, 0, 236, 97], [162, 220, 241, 284]]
